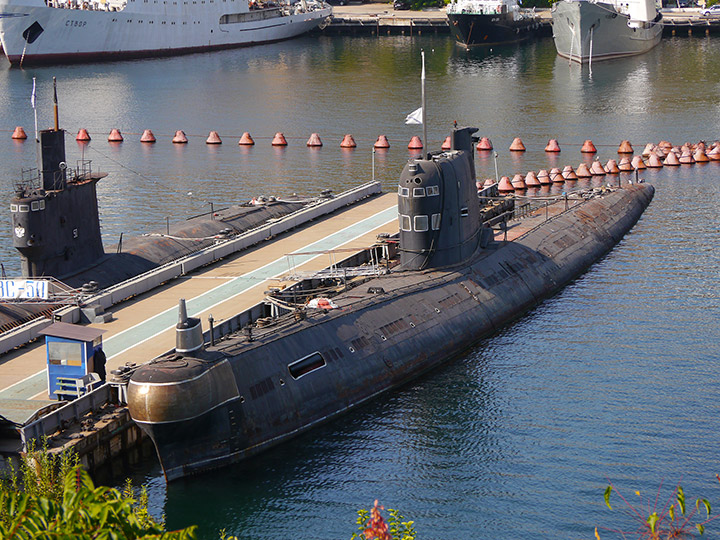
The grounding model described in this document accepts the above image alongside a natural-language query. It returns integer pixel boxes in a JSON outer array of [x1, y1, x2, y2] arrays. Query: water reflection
[[2, 35, 720, 539]]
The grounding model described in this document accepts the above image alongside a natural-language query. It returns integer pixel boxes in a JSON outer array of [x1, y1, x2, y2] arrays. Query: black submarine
[[126, 125, 655, 481]]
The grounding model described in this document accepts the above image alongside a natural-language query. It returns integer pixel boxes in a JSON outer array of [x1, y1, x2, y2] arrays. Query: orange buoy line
[[6, 127, 720, 175]]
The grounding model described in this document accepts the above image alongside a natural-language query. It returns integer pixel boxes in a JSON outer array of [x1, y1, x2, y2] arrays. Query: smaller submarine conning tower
[[176, 299, 204, 355], [397, 126, 480, 270], [11, 117, 104, 280]]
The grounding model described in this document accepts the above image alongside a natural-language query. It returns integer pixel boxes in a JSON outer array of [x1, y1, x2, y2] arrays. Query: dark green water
[[1, 34, 719, 539]]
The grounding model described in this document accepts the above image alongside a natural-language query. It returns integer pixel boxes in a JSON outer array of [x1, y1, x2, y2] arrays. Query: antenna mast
[[53, 77, 59, 131], [421, 51, 428, 159]]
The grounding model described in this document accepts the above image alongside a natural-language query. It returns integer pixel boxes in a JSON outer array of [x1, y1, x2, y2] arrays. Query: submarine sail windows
[[413, 187, 426, 197], [431, 213, 441, 230], [398, 186, 410, 197], [460, 207, 469, 218], [400, 215, 411, 231], [427, 185, 440, 196], [288, 352, 326, 380], [414, 215, 429, 232]]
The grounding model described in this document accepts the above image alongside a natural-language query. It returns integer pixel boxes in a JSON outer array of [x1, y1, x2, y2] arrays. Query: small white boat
[[0, 0, 331, 66], [551, 0, 662, 63]]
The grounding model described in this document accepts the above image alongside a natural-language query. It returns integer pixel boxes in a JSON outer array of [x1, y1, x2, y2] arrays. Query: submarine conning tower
[[11, 128, 104, 279], [398, 126, 480, 270]]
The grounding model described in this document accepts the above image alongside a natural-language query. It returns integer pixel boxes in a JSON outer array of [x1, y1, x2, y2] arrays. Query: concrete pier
[[0, 186, 400, 479]]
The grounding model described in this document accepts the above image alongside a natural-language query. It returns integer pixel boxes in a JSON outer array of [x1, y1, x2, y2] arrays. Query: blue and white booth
[[39, 322, 106, 400]]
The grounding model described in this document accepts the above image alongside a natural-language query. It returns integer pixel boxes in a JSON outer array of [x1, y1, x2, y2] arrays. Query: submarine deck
[[0, 188, 582, 430]]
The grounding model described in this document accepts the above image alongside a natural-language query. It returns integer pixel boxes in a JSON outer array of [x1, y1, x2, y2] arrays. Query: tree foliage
[[0, 464, 197, 540], [0, 441, 196, 540]]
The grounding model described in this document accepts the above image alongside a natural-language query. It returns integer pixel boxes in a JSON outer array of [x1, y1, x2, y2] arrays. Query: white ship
[[0, 0, 331, 65], [551, 0, 662, 63]]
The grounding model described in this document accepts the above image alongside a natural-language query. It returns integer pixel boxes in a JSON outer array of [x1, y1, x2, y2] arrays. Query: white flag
[[31, 78, 36, 109], [405, 107, 423, 125]]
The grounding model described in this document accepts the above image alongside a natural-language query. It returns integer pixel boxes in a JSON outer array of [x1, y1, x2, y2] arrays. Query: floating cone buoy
[[696, 141, 707, 151], [306, 133, 323, 147], [11, 126, 27, 140], [272, 132, 288, 146], [509, 137, 526, 152], [617, 140, 633, 154], [605, 159, 620, 174], [647, 154, 664, 168], [581, 139, 597, 153], [408, 136, 423, 150], [590, 160, 606, 176], [525, 171, 541, 187], [618, 157, 634, 171], [693, 148, 709, 163], [663, 151, 680, 166], [707, 147, 720, 161], [576, 163, 592, 178], [108, 128, 123, 142], [641, 143, 655, 157], [537, 169, 551, 184], [498, 176, 514, 192], [76, 128, 91, 142], [341, 134, 357, 148], [631, 155, 646, 169], [562, 165, 578, 180], [679, 150, 695, 164], [206, 131, 222, 144], [544, 139, 561, 152], [172, 130, 188, 144], [477, 137, 493, 151], [658, 140, 673, 151], [549, 167, 564, 182], [140, 129, 156, 143], [483, 178, 495, 188], [654, 147, 666, 158], [441, 136, 451, 150], [680, 143, 691, 154], [511, 174, 527, 190], [374, 135, 390, 149], [239, 132, 255, 145]]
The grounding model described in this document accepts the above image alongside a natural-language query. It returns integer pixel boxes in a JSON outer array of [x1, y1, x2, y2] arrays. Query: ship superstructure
[[0, 0, 331, 65]]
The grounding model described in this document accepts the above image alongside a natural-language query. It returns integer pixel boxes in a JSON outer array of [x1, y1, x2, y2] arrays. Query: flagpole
[[421, 50, 427, 159], [32, 77, 40, 179]]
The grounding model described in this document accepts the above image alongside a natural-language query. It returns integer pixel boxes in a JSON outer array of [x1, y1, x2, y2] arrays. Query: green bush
[[0, 441, 196, 540], [0, 464, 197, 539]]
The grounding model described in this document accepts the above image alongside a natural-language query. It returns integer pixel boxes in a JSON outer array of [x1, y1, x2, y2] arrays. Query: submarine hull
[[129, 183, 654, 481]]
